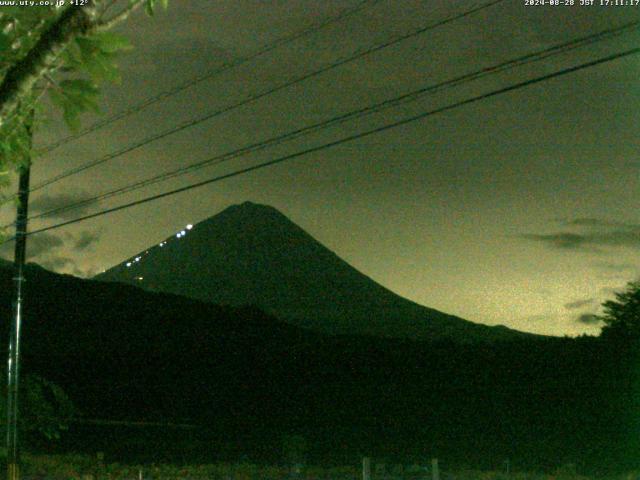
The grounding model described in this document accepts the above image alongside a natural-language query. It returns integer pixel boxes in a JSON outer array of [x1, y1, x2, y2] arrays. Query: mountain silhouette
[[0, 261, 621, 471], [96, 202, 532, 342]]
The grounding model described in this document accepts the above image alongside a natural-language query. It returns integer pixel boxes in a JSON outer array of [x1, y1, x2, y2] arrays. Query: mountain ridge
[[0, 260, 615, 471], [95, 201, 537, 342]]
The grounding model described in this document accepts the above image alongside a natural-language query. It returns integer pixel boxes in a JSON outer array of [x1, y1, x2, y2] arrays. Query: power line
[[21, 46, 640, 239], [28, 0, 506, 193], [19, 19, 640, 226], [36, 0, 384, 155]]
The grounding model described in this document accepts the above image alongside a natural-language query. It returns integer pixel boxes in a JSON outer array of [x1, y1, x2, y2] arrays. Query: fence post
[[431, 458, 439, 480], [362, 457, 371, 480], [96, 452, 105, 480]]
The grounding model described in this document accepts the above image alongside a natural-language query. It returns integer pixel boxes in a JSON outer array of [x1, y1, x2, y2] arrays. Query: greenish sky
[[1, 0, 638, 337]]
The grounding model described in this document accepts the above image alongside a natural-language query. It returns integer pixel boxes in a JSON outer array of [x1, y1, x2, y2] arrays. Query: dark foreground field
[[8, 454, 639, 480], [2, 263, 640, 475]]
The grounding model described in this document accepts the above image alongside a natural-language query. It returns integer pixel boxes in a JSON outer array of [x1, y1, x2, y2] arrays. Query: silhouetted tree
[[599, 280, 640, 341], [0, 373, 75, 459]]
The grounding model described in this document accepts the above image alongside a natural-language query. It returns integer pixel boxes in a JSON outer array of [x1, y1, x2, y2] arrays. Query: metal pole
[[431, 458, 439, 480], [362, 457, 371, 480], [6, 115, 32, 480]]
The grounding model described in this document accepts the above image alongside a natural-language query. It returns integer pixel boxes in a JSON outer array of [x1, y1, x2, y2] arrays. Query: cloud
[[594, 230, 640, 248], [0, 228, 100, 274], [520, 233, 590, 250], [72, 265, 101, 278], [27, 233, 65, 258], [0, 232, 65, 259], [520, 218, 640, 252], [73, 231, 100, 251], [593, 262, 640, 281], [564, 218, 628, 228], [38, 256, 75, 271], [594, 262, 637, 272], [600, 285, 626, 296], [29, 191, 99, 220], [576, 313, 601, 325], [564, 298, 595, 310]]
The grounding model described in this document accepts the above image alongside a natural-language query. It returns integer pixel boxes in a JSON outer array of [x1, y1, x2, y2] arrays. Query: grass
[[9, 454, 639, 480]]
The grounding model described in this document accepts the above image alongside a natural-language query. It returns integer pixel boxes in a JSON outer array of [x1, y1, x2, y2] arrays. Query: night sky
[[1, 0, 638, 337]]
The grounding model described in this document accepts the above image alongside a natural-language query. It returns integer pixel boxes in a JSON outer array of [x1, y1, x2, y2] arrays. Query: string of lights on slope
[[124, 223, 193, 271], [12, 46, 638, 244], [12, 19, 639, 230], [27, 0, 506, 194]]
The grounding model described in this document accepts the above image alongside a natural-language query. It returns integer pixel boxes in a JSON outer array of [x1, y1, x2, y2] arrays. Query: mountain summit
[[95, 201, 531, 342]]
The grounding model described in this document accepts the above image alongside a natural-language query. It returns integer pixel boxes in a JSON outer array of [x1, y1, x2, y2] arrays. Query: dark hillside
[[0, 263, 636, 473]]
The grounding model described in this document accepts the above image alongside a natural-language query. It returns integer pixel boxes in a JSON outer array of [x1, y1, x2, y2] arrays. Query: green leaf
[[145, 0, 169, 14], [0, 117, 31, 169], [91, 32, 133, 53], [63, 102, 87, 125], [0, 31, 11, 54], [61, 42, 83, 70], [74, 35, 125, 84], [0, 6, 23, 17], [84, 51, 121, 83], [145, 0, 157, 16], [49, 79, 100, 131], [59, 78, 99, 97], [75, 36, 98, 63], [48, 88, 66, 109]]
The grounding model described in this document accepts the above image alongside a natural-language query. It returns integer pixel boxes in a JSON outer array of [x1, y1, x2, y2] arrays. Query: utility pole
[[6, 113, 32, 480]]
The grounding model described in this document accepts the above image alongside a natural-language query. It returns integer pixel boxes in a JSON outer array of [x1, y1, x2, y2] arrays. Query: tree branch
[[95, 0, 145, 32], [0, 2, 102, 127], [100, 0, 119, 16]]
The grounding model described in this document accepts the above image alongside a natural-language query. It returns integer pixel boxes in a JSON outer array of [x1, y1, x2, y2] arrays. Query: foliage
[[22, 374, 76, 440], [599, 280, 640, 340], [0, 373, 76, 458], [145, 0, 169, 16], [0, 0, 169, 191]]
